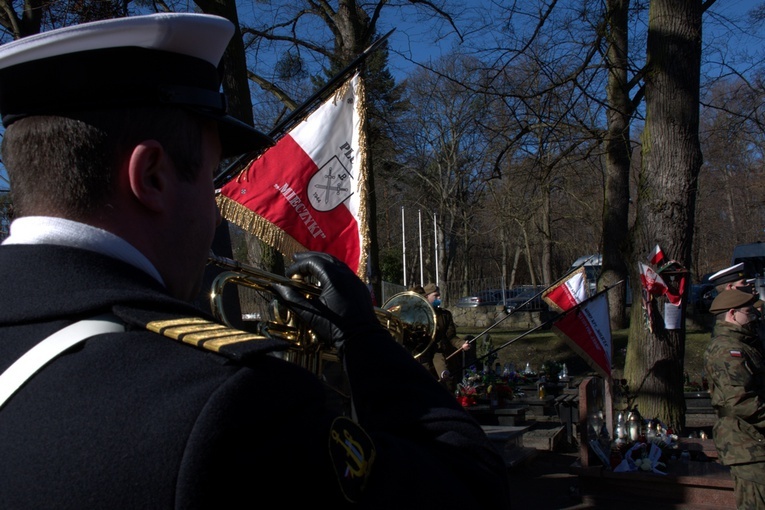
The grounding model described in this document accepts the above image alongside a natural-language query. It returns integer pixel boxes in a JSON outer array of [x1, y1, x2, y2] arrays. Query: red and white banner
[[216, 73, 369, 276], [638, 262, 668, 298], [543, 267, 612, 378], [552, 293, 612, 378], [649, 244, 665, 266], [543, 267, 587, 313]]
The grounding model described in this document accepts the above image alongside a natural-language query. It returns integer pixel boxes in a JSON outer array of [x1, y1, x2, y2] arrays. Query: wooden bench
[[494, 406, 528, 426], [466, 404, 529, 426], [571, 459, 734, 509]]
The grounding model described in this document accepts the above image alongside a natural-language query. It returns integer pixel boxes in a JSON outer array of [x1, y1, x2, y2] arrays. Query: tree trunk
[[196, 0, 251, 126], [601, 0, 632, 330], [624, 0, 703, 433], [367, 158, 382, 305]]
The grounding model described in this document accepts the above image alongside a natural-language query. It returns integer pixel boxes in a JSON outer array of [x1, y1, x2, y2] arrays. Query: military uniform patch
[[730, 350, 743, 358], [328, 416, 375, 502]]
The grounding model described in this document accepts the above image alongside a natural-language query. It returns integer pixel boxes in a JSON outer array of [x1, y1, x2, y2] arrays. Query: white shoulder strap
[[0, 314, 125, 409]]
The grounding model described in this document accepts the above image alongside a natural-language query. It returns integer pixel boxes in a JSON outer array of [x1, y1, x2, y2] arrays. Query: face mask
[[432, 298, 442, 308], [741, 320, 761, 337], [736, 310, 762, 336]]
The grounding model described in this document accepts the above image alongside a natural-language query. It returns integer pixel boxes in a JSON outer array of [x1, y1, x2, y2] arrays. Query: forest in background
[[228, 1, 765, 301], [0, 1, 763, 293], [0, 0, 764, 429]]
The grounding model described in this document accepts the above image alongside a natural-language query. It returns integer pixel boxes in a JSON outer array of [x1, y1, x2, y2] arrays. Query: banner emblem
[[308, 156, 353, 211]]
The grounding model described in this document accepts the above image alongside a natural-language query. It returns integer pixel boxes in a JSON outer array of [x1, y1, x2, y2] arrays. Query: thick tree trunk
[[602, 0, 632, 330], [624, 0, 703, 433]]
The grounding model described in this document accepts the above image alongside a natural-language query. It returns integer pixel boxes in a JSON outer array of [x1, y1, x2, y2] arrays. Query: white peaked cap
[[708, 263, 746, 285], [0, 13, 234, 69], [0, 13, 273, 157]]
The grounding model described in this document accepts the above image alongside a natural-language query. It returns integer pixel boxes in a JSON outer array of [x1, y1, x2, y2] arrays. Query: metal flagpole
[[401, 206, 407, 288], [456, 281, 624, 363], [433, 213, 439, 287], [418, 209, 424, 285], [444, 266, 622, 361]]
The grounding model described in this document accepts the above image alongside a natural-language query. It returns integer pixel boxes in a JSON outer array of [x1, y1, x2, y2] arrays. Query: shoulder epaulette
[[111, 303, 290, 362], [145, 316, 289, 361]]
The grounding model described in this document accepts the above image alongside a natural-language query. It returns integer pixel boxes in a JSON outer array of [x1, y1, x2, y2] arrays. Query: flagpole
[[214, 29, 396, 188], [447, 265, 618, 358], [467, 282, 623, 363], [418, 209, 424, 285], [402, 206, 407, 288], [434, 213, 439, 287]]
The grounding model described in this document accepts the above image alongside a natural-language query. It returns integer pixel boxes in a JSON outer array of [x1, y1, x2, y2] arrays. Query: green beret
[[709, 289, 759, 314]]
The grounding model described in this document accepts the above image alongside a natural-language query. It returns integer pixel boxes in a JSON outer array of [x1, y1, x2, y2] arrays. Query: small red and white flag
[[543, 267, 587, 313], [638, 261, 684, 305], [216, 73, 370, 276], [649, 244, 665, 266], [544, 267, 612, 378]]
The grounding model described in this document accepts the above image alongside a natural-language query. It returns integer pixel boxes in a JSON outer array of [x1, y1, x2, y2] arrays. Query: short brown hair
[[2, 107, 205, 219]]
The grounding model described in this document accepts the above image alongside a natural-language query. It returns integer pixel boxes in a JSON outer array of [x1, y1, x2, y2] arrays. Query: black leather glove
[[271, 252, 381, 350]]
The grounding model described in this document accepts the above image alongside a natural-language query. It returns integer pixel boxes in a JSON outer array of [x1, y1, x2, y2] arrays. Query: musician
[[422, 283, 472, 389], [0, 13, 510, 509]]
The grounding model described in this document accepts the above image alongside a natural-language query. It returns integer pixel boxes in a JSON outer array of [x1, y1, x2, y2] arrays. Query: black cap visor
[[0, 46, 273, 157]]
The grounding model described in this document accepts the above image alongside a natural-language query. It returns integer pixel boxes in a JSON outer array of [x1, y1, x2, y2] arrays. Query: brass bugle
[[208, 250, 319, 299], [206, 252, 437, 372], [207, 251, 329, 373]]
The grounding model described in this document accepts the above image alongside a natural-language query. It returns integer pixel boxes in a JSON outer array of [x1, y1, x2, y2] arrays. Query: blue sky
[[380, 0, 764, 81], [1, 0, 762, 193]]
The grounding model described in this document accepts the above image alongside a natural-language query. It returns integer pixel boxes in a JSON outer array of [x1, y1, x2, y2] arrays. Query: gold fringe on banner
[[354, 73, 371, 281], [216, 195, 306, 261], [215, 72, 371, 281]]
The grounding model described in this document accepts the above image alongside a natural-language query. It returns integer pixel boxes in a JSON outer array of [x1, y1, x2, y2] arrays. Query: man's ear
[[127, 140, 170, 213]]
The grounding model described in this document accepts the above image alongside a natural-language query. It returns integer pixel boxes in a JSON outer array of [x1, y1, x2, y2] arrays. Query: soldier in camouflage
[[704, 289, 765, 510]]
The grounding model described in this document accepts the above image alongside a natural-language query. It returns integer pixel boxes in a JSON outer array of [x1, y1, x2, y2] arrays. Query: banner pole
[[418, 209, 424, 285], [451, 265, 615, 354], [434, 212, 439, 287], [459, 280, 624, 363], [214, 29, 396, 188]]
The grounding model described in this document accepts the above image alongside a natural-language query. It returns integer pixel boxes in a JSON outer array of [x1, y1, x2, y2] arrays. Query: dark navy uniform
[[0, 245, 510, 508]]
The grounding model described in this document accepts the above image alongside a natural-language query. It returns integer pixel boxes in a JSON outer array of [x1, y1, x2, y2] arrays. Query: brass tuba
[[207, 252, 436, 375]]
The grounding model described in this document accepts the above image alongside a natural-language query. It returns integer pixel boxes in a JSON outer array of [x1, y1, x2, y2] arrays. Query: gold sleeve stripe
[[146, 317, 268, 353]]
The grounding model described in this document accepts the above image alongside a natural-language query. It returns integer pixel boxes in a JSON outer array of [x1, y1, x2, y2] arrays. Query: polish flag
[[216, 73, 369, 276], [544, 267, 612, 378], [638, 262, 668, 297], [552, 293, 612, 378], [543, 267, 587, 312], [649, 244, 665, 266]]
